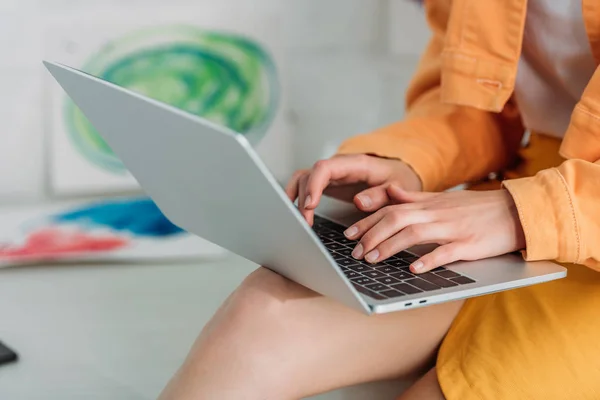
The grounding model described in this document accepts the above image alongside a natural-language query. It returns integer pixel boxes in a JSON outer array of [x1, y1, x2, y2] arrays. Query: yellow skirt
[[437, 134, 600, 399]]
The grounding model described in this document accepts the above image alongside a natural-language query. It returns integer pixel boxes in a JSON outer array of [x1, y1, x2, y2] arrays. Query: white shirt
[[513, 0, 597, 138]]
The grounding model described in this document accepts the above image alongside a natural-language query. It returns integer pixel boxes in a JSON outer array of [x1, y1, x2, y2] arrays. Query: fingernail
[[356, 195, 372, 208], [352, 243, 364, 259], [411, 260, 424, 272], [344, 226, 358, 238], [365, 249, 379, 263], [304, 195, 312, 208]]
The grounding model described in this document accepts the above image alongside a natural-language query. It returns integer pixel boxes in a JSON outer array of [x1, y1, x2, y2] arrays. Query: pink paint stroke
[[0, 227, 128, 261]]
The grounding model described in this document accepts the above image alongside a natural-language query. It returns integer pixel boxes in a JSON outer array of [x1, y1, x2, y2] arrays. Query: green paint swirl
[[65, 25, 280, 174]]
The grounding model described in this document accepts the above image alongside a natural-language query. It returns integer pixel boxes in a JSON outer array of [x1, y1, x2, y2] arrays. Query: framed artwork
[[44, 1, 291, 194]]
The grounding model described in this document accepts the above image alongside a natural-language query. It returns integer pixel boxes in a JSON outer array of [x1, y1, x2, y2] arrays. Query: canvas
[[44, 0, 291, 194], [0, 196, 225, 268]]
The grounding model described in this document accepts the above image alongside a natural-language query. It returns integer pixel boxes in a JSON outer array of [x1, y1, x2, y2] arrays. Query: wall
[[285, 0, 430, 170], [0, 0, 430, 204]]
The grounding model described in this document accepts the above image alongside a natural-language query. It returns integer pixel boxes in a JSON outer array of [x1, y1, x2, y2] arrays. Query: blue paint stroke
[[52, 198, 184, 238]]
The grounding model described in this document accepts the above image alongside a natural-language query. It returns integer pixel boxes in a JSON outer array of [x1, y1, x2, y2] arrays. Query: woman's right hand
[[285, 154, 422, 225]]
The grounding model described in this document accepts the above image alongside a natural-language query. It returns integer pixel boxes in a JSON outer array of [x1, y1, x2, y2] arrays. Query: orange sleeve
[[503, 159, 600, 271], [336, 0, 524, 191]]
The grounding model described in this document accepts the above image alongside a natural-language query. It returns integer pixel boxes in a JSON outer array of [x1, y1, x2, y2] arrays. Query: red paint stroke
[[0, 227, 128, 261]]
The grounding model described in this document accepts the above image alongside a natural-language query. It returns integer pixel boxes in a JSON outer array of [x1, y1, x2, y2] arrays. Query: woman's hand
[[285, 155, 422, 225], [344, 185, 526, 273]]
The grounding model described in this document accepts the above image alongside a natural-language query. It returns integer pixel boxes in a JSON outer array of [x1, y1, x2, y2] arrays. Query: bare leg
[[397, 368, 445, 400], [159, 268, 463, 400]]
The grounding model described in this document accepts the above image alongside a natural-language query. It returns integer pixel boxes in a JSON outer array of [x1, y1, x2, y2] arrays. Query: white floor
[[0, 253, 409, 399]]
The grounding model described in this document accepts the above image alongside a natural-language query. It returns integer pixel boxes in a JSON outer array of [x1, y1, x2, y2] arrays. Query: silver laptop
[[43, 61, 567, 315]]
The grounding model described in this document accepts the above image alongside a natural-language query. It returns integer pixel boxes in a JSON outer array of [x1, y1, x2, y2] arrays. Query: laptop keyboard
[[312, 215, 476, 301]]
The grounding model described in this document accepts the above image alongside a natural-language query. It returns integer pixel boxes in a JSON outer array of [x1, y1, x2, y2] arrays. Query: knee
[[165, 269, 307, 399], [224, 267, 315, 322], [186, 268, 300, 366], [194, 268, 311, 390]]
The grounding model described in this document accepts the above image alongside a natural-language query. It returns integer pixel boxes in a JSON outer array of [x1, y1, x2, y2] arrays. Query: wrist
[[502, 189, 526, 251], [398, 162, 423, 192]]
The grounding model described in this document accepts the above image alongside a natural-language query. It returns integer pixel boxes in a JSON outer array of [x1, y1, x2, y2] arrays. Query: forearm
[[338, 94, 524, 191], [337, 0, 524, 192]]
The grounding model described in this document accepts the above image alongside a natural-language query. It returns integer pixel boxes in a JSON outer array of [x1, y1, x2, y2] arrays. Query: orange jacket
[[338, 0, 600, 269]]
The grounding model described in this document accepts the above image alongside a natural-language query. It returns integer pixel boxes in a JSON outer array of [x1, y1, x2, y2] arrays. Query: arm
[[337, 0, 524, 191], [336, 0, 599, 270]]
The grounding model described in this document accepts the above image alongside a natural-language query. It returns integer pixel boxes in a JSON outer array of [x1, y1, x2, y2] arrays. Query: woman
[[159, 0, 600, 398]]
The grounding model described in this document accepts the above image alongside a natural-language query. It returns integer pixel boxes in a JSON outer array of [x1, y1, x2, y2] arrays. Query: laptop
[[43, 61, 567, 315]]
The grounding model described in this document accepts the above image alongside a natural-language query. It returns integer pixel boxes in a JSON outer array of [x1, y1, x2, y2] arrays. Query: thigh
[[162, 267, 464, 400]]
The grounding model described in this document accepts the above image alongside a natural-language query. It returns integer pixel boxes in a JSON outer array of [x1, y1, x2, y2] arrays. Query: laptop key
[[390, 282, 423, 295], [419, 273, 458, 288], [365, 283, 388, 292], [343, 270, 361, 279], [389, 271, 415, 280], [362, 270, 387, 279], [337, 237, 356, 246], [337, 257, 360, 267], [451, 276, 476, 285], [322, 231, 341, 240], [352, 284, 385, 300], [376, 276, 402, 285], [397, 251, 416, 259], [435, 270, 462, 279], [373, 265, 401, 274], [386, 259, 410, 267], [380, 289, 405, 299], [326, 242, 346, 251], [351, 277, 376, 286], [402, 256, 419, 264], [348, 264, 370, 273], [336, 248, 354, 257], [404, 278, 440, 292], [313, 217, 339, 229]]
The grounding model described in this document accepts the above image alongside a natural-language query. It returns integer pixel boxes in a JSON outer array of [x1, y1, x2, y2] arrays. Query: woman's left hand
[[344, 185, 526, 273]]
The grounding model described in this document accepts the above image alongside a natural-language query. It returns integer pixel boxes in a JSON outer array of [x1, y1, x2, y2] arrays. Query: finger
[[304, 156, 372, 210], [353, 184, 390, 212], [387, 185, 439, 204], [342, 207, 388, 242], [297, 174, 314, 225], [343, 203, 425, 241], [363, 223, 451, 264], [410, 242, 465, 274], [358, 212, 434, 263], [285, 170, 307, 202]]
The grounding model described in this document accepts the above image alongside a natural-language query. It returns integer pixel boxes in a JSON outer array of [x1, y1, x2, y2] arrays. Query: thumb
[[353, 184, 390, 211], [410, 243, 464, 273]]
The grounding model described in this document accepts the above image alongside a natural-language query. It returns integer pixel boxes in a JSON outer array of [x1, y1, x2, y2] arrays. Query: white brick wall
[[0, 0, 430, 203]]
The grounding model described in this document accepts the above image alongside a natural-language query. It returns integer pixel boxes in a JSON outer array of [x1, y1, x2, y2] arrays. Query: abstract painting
[[0, 197, 224, 267], [45, 2, 291, 194], [64, 26, 279, 175]]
